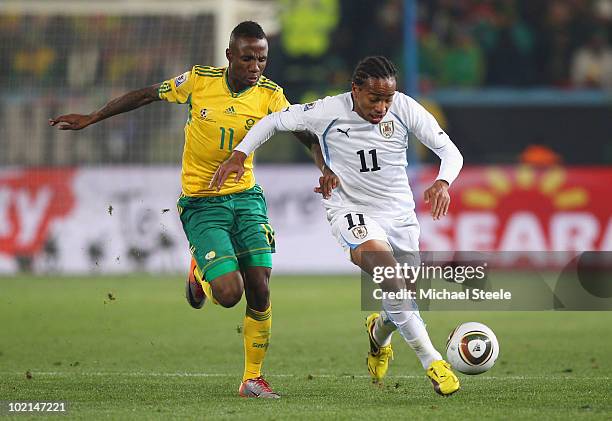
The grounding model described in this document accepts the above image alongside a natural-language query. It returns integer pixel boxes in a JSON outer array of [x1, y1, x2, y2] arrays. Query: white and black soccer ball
[[446, 322, 499, 375]]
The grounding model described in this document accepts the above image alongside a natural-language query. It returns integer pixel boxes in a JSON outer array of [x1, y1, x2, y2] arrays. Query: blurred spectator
[[484, 5, 535, 86], [571, 30, 612, 89], [0, 15, 21, 88], [12, 40, 56, 85], [594, 0, 612, 21], [279, 0, 339, 57], [418, 30, 444, 91], [67, 46, 100, 89], [537, 1, 574, 87], [440, 27, 484, 87]]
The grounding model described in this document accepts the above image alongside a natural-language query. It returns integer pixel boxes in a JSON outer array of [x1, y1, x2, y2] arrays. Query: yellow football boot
[[365, 313, 394, 384], [426, 360, 460, 396]]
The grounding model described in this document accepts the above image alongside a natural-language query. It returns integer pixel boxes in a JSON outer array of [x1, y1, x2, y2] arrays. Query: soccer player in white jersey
[[211, 56, 464, 396]]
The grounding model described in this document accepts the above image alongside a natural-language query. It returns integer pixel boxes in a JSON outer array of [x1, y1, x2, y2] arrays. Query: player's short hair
[[230, 21, 266, 41], [352, 56, 397, 86]]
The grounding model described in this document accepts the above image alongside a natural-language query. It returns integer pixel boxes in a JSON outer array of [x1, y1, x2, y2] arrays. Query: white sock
[[382, 298, 442, 369], [372, 311, 396, 347]]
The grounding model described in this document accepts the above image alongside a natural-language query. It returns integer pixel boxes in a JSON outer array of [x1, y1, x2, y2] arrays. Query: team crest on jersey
[[244, 118, 255, 131], [352, 226, 368, 240], [379, 121, 394, 138], [174, 72, 188, 87], [200, 108, 208, 119]]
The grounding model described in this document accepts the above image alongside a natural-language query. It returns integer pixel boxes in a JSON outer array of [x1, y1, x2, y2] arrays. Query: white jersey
[[236, 91, 463, 219]]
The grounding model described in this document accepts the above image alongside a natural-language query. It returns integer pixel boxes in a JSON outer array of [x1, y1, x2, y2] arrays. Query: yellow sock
[[194, 264, 218, 305], [242, 305, 272, 381]]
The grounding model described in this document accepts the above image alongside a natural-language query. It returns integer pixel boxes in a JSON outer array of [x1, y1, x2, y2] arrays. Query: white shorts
[[328, 209, 420, 259]]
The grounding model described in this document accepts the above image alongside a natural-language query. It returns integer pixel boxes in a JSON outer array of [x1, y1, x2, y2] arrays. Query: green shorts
[[177, 185, 275, 282]]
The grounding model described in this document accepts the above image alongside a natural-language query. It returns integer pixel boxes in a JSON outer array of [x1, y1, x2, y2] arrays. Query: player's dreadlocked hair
[[230, 21, 266, 41], [352, 56, 397, 86]]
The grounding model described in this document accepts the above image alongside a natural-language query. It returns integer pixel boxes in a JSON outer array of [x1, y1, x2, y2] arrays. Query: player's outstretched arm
[[210, 141, 339, 198], [49, 84, 162, 130], [211, 106, 333, 191]]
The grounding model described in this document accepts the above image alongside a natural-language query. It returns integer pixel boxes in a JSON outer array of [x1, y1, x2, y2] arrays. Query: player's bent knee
[[215, 288, 243, 308], [216, 294, 242, 308], [210, 271, 244, 308]]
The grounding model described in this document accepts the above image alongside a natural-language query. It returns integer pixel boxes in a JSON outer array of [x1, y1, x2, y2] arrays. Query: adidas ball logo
[[205, 251, 216, 260]]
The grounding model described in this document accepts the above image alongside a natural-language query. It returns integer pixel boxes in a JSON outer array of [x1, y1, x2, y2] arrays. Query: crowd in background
[[417, 0, 612, 90], [267, 0, 612, 100], [0, 0, 610, 167], [0, 14, 211, 91], [1, 1, 609, 96], [0, 15, 209, 165]]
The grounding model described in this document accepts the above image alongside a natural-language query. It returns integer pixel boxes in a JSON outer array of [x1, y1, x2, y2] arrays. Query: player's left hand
[[314, 166, 339, 199], [209, 151, 247, 191], [423, 180, 450, 220], [49, 113, 94, 130]]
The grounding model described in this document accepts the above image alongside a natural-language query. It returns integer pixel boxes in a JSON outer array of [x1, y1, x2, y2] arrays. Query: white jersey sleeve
[[235, 100, 330, 156], [395, 93, 463, 185]]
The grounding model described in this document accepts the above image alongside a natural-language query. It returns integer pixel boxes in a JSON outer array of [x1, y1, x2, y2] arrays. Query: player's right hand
[[209, 151, 248, 191], [49, 114, 93, 130], [423, 179, 450, 220], [314, 165, 339, 199]]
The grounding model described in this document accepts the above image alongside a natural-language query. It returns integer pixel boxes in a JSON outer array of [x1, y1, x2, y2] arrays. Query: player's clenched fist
[[423, 179, 450, 220], [49, 114, 94, 130]]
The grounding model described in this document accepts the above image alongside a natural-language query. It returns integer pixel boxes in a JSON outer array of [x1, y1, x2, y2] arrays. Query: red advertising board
[[0, 166, 610, 274], [0, 168, 76, 255], [418, 166, 612, 251]]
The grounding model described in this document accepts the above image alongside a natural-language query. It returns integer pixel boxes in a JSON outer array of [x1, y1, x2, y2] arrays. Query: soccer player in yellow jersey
[[49, 21, 328, 398]]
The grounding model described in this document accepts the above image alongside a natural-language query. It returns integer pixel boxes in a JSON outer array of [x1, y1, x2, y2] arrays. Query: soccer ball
[[446, 322, 499, 375]]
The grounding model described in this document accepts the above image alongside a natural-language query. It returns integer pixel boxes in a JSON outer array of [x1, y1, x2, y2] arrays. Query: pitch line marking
[[1, 371, 609, 381]]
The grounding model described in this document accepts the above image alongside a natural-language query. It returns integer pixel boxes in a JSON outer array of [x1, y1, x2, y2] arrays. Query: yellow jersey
[[158, 66, 290, 196]]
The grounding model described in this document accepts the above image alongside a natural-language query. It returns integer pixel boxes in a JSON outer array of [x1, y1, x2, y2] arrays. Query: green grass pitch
[[1, 275, 610, 420]]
